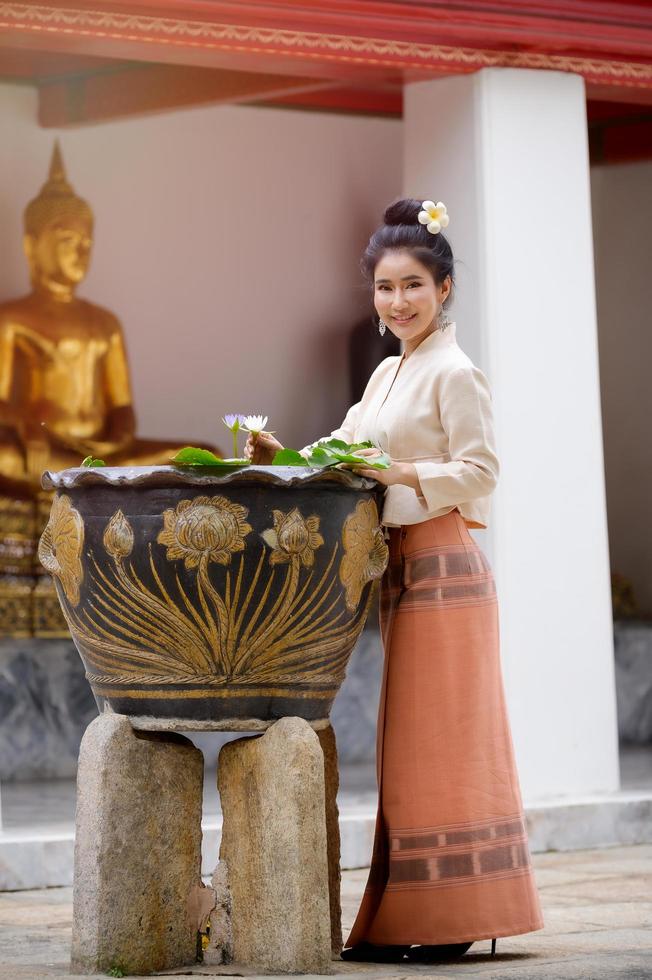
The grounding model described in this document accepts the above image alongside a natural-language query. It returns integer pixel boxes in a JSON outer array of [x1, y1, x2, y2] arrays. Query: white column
[[404, 68, 619, 801]]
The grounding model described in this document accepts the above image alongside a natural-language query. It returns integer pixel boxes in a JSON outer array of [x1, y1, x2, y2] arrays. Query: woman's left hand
[[347, 449, 421, 492]]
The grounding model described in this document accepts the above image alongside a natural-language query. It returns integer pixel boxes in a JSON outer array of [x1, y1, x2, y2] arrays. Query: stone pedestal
[[204, 860, 233, 966], [318, 724, 343, 956], [71, 713, 208, 976], [217, 716, 332, 974]]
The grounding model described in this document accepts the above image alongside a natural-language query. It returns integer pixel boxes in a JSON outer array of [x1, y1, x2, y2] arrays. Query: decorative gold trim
[[0, 4, 650, 89], [92, 683, 337, 700]]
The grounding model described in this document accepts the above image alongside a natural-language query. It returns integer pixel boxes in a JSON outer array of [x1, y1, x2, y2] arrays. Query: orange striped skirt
[[346, 509, 544, 946]]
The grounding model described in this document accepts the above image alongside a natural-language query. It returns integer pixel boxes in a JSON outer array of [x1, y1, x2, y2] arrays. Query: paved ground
[[0, 845, 650, 980]]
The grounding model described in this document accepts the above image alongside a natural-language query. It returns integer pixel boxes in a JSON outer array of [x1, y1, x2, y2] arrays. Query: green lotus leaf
[[306, 446, 337, 467], [303, 445, 389, 470], [272, 449, 309, 466], [171, 446, 221, 465], [329, 450, 391, 469], [315, 437, 349, 452], [171, 447, 249, 467]]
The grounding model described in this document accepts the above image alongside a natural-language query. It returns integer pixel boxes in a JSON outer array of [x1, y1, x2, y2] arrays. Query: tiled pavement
[[0, 844, 650, 980]]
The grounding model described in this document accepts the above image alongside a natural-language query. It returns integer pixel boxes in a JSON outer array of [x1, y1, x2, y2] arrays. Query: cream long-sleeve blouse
[[326, 321, 499, 529]]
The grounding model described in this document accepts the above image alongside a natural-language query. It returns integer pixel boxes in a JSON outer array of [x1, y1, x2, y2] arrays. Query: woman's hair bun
[[362, 195, 455, 292], [383, 198, 422, 227]]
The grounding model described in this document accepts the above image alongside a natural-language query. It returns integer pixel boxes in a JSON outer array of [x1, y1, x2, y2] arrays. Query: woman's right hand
[[245, 431, 284, 464]]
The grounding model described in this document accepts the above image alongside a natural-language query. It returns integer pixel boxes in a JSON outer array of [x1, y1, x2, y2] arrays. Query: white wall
[[0, 84, 401, 452], [591, 160, 652, 618], [404, 69, 619, 801]]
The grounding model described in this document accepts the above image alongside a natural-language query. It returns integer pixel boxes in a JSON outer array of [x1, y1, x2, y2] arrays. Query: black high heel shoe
[[406, 941, 473, 962], [340, 941, 410, 963]]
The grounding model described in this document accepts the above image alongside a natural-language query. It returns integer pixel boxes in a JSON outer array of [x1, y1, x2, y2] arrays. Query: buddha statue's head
[[23, 142, 94, 298]]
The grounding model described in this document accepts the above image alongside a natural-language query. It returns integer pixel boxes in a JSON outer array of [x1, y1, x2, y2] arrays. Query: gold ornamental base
[[0, 487, 69, 638]]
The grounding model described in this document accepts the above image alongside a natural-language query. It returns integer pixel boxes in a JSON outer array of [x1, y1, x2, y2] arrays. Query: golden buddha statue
[[0, 142, 216, 636], [0, 141, 196, 482]]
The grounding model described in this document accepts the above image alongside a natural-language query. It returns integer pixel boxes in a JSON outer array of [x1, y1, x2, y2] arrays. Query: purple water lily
[[222, 414, 245, 432]]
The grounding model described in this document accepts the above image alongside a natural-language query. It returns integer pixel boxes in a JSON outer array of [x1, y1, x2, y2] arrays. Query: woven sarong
[[346, 509, 544, 946]]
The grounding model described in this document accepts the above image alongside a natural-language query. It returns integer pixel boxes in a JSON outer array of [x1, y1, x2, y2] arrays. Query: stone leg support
[[217, 716, 332, 974], [71, 713, 210, 976], [318, 723, 343, 956], [204, 860, 233, 966]]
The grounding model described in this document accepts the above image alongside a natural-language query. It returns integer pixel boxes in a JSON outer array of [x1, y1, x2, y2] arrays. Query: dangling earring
[[437, 307, 451, 331], [378, 318, 387, 337]]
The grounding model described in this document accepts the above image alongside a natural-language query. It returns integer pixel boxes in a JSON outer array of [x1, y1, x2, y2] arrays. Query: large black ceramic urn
[[39, 465, 388, 728]]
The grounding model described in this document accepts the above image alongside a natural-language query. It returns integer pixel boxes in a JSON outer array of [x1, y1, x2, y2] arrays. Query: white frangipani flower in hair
[[418, 200, 449, 235], [241, 415, 269, 435]]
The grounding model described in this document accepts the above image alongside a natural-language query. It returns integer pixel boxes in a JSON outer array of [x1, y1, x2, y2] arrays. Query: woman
[[245, 198, 544, 963]]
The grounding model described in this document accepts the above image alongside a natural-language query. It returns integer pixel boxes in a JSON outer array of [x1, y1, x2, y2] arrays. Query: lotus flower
[[222, 414, 246, 458], [222, 414, 245, 432], [241, 415, 269, 436]]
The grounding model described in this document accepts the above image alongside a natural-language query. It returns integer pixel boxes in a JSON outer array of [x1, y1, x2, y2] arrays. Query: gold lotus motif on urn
[[263, 508, 324, 567], [157, 496, 252, 570], [38, 494, 85, 606], [339, 498, 389, 611], [103, 509, 134, 560]]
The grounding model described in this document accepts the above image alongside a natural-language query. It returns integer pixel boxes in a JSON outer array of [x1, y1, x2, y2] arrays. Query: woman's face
[[374, 249, 450, 348]]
